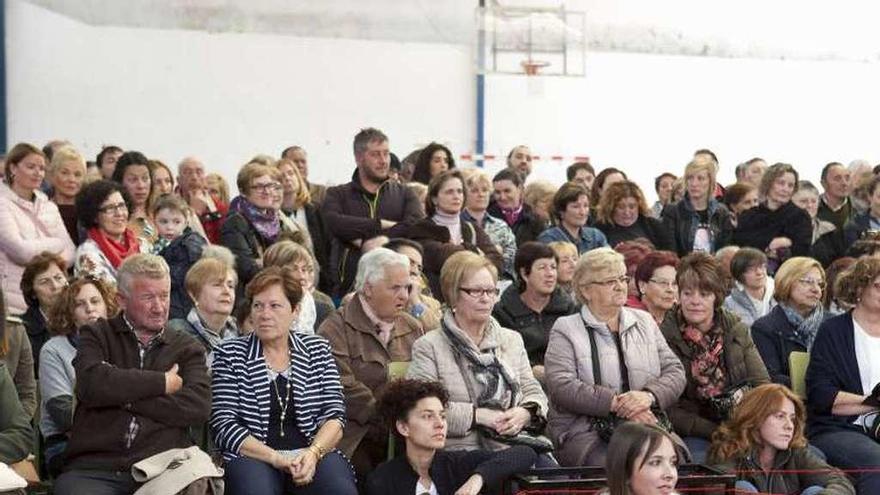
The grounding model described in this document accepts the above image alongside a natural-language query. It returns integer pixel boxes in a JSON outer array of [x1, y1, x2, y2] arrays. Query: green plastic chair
[[386, 361, 411, 460], [789, 351, 810, 398]]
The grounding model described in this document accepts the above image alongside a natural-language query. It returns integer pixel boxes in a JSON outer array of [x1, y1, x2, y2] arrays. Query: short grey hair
[[714, 245, 740, 262], [353, 127, 388, 155], [177, 156, 204, 175], [354, 247, 409, 292], [117, 254, 170, 295]]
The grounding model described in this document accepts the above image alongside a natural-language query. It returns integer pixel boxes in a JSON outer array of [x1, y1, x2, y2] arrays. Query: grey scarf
[[186, 307, 239, 352], [779, 303, 824, 351]]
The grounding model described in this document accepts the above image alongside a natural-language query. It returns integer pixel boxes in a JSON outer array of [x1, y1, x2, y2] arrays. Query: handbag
[[706, 383, 752, 422], [583, 321, 674, 443]]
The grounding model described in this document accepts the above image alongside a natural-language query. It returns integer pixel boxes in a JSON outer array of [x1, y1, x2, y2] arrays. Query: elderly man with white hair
[[177, 156, 228, 243], [317, 247, 425, 481]]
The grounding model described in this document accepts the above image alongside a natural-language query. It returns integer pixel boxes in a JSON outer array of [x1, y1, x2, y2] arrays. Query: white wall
[[6, 0, 475, 190], [7, 0, 880, 201]]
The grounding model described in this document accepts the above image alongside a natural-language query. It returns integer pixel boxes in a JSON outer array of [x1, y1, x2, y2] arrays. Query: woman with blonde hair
[[523, 180, 556, 227], [709, 383, 853, 494], [661, 155, 733, 257], [205, 173, 230, 206], [48, 145, 87, 244], [751, 257, 825, 388]]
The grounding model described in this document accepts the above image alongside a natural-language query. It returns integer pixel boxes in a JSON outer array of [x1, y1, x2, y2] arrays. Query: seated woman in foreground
[[365, 379, 537, 495], [602, 422, 680, 495]]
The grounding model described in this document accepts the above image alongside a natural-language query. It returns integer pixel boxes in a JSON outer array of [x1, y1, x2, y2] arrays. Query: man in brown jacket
[[318, 247, 424, 480], [54, 254, 211, 495]]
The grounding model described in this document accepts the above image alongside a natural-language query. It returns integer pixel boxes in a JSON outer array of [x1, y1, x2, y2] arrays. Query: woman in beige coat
[[407, 251, 551, 464], [545, 247, 686, 467]]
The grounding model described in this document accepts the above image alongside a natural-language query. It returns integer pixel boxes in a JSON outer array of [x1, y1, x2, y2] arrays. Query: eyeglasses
[[649, 279, 678, 290], [590, 276, 630, 288], [250, 182, 282, 194], [798, 277, 826, 289], [459, 287, 500, 298], [98, 202, 128, 215]]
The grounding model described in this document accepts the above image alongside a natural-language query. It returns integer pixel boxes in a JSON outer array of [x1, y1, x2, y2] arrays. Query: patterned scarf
[[186, 307, 238, 352], [87, 227, 140, 269], [779, 303, 824, 351], [499, 203, 524, 227], [230, 196, 280, 244], [441, 312, 518, 409], [681, 316, 727, 400]]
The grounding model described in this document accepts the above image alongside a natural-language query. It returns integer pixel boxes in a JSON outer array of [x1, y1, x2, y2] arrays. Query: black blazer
[[365, 446, 536, 495]]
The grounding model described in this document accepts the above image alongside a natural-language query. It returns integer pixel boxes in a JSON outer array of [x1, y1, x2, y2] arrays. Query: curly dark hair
[[379, 378, 449, 427], [48, 277, 119, 336], [412, 142, 456, 185], [110, 150, 150, 184], [76, 179, 132, 229], [835, 256, 880, 307], [20, 252, 68, 308]]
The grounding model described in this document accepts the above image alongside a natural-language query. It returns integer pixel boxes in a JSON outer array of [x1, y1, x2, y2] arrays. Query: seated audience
[[166, 257, 239, 366], [615, 239, 654, 308], [843, 175, 880, 248], [275, 158, 329, 289], [734, 163, 812, 270], [323, 128, 423, 298], [506, 145, 534, 179], [40, 277, 117, 476], [148, 159, 175, 198], [19, 252, 70, 373], [659, 253, 769, 463], [0, 142, 75, 314], [493, 242, 577, 382], [366, 379, 537, 495], [460, 170, 517, 280], [545, 247, 686, 466], [817, 161, 854, 231], [603, 423, 680, 495], [589, 167, 627, 212], [752, 257, 825, 388], [112, 151, 156, 243], [178, 157, 229, 244], [151, 194, 207, 320], [537, 182, 608, 254], [96, 145, 123, 181], [714, 245, 740, 291], [650, 172, 677, 218], [523, 180, 556, 228], [548, 241, 578, 300], [662, 155, 733, 256], [411, 142, 455, 185], [407, 251, 550, 461], [211, 266, 356, 494], [263, 240, 334, 334], [793, 181, 837, 244], [709, 384, 853, 495], [487, 168, 545, 246], [723, 182, 759, 227], [723, 248, 777, 326], [567, 161, 595, 192], [48, 146, 87, 245], [594, 181, 673, 250], [806, 256, 880, 494], [0, 362, 33, 472], [318, 248, 424, 479], [0, 291, 36, 420], [54, 254, 211, 495], [823, 257, 856, 316], [385, 238, 443, 331], [74, 180, 148, 283], [205, 172, 230, 206], [410, 170, 502, 302], [281, 146, 326, 206], [740, 158, 768, 188], [629, 251, 680, 325]]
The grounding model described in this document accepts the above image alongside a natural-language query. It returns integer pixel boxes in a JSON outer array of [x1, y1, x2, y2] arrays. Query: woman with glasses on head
[[0, 142, 76, 315], [723, 248, 777, 326], [221, 162, 297, 299], [407, 251, 551, 462], [545, 247, 686, 467], [74, 180, 150, 284], [659, 253, 770, 463], [629, 251, 680, 325], [751, 258, 825, 388]]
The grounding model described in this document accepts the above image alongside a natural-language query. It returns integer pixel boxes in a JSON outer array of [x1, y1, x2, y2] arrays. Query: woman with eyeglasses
[[545, 247, 686, 466], [659, 253, 769, 463], [74, 180, 150, 284], [751, 258, 825, 388], [723, 248, 777, 326], [221, 162, 298, 301], [407, 251, 551, 462], [629, 251, 680, 325], [0, 142, 75, 315]]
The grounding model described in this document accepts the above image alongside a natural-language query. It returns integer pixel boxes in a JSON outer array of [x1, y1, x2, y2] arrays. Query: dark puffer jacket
[[710, 447, 854, 495], [159, 228, 207, 320], [492, 285, 578, 365], [733, 201, 812, 257], [661, 195, 733, 256]]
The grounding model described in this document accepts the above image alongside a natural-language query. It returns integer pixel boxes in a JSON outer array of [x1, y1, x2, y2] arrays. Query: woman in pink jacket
[[0, 143, 75, 314]]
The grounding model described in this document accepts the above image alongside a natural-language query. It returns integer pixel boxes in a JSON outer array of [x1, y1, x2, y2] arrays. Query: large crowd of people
[[1, 128, 879, 494]]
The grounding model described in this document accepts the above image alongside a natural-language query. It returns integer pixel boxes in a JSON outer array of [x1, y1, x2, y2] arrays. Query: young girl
[[151, 194, 207, 319], [709, 383, 853, 494], [604, 423, 680, 495]]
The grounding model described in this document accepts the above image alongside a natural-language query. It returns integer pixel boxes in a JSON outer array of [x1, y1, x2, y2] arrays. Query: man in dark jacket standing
[[55, 254, 211, 495], [323, 128, 424, 298]]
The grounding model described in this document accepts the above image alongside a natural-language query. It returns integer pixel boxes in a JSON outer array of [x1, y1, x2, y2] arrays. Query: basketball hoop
[[521, 60, 550, 76]]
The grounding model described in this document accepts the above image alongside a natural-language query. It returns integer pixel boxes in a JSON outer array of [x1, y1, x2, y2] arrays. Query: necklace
[[270, 373, 292, 437]]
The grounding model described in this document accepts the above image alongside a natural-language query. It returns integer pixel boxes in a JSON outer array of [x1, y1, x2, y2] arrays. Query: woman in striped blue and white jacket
[[210, 266, 357, 495]]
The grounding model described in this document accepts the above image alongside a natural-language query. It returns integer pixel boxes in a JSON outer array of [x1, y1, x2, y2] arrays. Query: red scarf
[[87, 227, 140, 269]]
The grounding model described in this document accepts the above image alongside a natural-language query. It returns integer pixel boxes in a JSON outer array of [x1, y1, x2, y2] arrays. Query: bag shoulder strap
[[582, 316, 630, 392]]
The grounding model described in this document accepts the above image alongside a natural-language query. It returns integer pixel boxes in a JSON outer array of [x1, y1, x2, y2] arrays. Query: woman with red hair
[[709, 383, 852, 494]]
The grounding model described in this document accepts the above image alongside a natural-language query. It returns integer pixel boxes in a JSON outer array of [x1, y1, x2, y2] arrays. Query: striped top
[[210, 332, 346, 461]]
